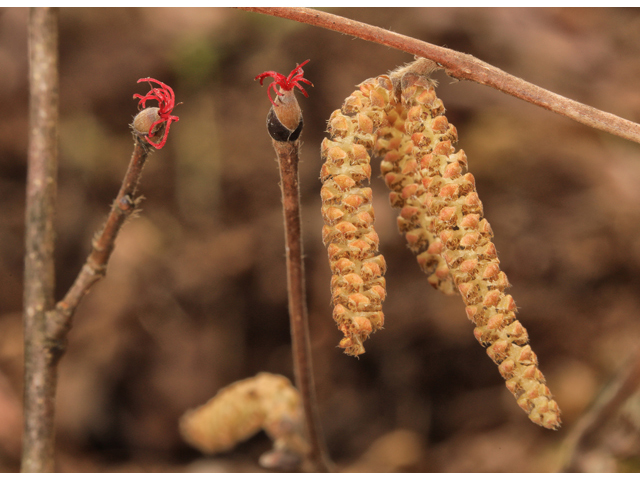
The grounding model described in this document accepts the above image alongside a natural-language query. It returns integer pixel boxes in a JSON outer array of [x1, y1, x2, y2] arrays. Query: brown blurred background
[[1, 7, 640, 472]]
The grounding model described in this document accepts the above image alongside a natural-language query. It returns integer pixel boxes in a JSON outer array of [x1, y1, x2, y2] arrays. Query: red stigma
[[255, 59, 313, 107], [133, 78, 180, 149]]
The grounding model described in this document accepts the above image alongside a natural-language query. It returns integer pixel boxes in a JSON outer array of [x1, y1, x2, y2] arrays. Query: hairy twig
[[23, 117, 150, 472], [45, 140, 149, 341], [238, 7, 640, 145], [22, 7, 59, 473], [274, 139, 332, 472], [23, 59, 176, 470]]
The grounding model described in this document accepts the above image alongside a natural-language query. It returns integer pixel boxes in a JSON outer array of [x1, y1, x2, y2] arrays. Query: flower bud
[[266, 90, 303, 142], [133, 107, 161, 140], [255, 60, 312, 143]]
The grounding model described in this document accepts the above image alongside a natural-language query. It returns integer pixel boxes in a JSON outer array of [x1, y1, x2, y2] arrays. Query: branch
[[44, 76, 179, 351], [257, 62, 332, 471], [22, 66, 176, 471], [274, 139, 332, 472], [238, 7, 640, 145], [22, 7, 59, 473], [45, 140, 150, 341], [562, 348, 640, 472]]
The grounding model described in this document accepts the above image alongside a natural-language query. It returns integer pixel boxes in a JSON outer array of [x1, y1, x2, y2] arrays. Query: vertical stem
[[22, 7, 59, 473], [274, 139, 332, 472]]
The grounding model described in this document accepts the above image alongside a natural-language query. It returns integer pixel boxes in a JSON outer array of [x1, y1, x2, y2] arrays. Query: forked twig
[[23, 28, 177, 469], [238, 7, 640, 145]]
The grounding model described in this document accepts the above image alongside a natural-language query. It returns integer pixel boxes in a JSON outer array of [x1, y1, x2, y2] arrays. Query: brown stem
[[273, 139, 333, 472], [238, 7, 640, 145], [22, 7, 59, 473], [46, 139, 150, 341], [562, 348, 640, 472]]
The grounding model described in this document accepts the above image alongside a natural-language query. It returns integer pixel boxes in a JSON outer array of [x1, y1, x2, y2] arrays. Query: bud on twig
[[255, 60, 312, 142], [254, 61, 332, 472], [132, 78, 180, 149]]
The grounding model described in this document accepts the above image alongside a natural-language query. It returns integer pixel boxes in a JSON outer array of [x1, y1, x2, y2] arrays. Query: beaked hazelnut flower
[[132, 78, 180, 149], [255, 60, 313, 142]]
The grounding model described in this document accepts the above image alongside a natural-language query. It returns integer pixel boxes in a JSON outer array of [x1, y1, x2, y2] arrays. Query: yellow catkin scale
[[377, 59, 559, 429], [179, 373, 309, 461], [377, 96, 457, 295], [320, 76, 393, 356]]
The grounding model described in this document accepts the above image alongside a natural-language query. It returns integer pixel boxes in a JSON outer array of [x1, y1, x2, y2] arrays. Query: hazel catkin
[[320, 77, 395, 356], [322, 57, 560, 429], [384, 59, 560, 429]]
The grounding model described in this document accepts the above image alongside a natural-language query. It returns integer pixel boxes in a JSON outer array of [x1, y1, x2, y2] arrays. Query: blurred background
[[1, 7, 640, 472]]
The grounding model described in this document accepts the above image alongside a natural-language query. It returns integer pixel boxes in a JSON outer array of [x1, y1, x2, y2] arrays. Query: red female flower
[[255, 59, 313, 107], [133, 78, 180, 149]]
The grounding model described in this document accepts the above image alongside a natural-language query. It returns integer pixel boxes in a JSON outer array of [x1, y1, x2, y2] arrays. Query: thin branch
[[22, 7, 59, 473], [238, 7, 640, 145], [46, 140, 150, 341], [256, 63, 332, 471], [39, 77, 177, 359], [273, 139, 333, 473], [562, 348, 640, 472]]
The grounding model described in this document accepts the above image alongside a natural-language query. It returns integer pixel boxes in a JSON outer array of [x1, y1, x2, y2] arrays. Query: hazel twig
[[45, 140, 149, 341], [22, 7, 59, 473], [22, 72, 178, 472], [274, 139, 333, 472], [256, 62, 332, 472], [47, 78, 179, 341], [238, 7, 640, 146]]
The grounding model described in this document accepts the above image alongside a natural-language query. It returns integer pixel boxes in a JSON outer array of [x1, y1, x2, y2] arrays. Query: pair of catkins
[[319, 58, 560, 430]]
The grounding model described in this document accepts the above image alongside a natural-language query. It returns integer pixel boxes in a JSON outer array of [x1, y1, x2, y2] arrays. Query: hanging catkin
[[320, 76, 392, 357], [321, 58, 560, 429]]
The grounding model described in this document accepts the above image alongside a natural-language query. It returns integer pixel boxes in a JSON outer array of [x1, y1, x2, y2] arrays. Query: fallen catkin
[[322, 58, 560, 428], [179, 373, 309, 464]]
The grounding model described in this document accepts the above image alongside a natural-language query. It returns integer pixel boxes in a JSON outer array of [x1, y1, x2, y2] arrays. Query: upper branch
[[239, 7, 640, 145]]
